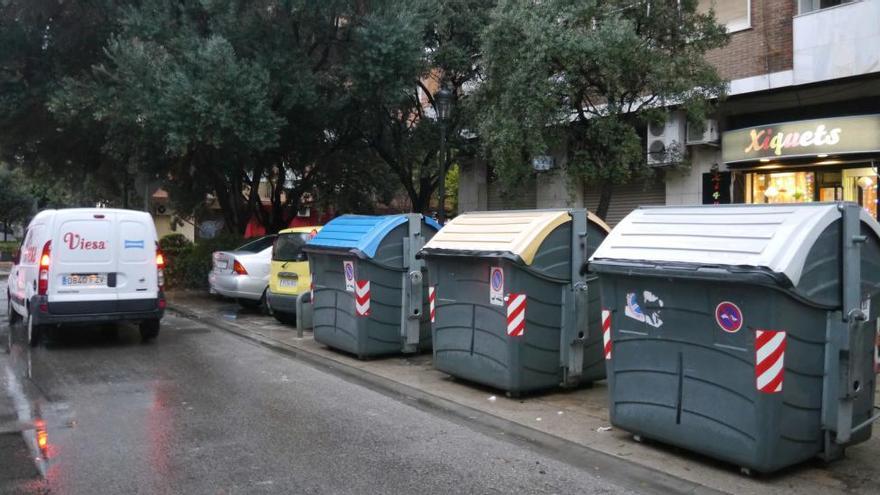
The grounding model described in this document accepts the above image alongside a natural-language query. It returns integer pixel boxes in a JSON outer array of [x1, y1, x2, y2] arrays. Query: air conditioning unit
[[647, 111, 687, 166], [686, 118, 719, 146]]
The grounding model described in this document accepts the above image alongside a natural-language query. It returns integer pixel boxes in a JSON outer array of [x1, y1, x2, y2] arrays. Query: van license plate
[[63, 274, 107, 287], [279, 278, 297, 288], [216, 260, 228, 269]]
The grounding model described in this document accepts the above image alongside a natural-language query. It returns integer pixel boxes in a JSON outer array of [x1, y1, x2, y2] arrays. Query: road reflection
[[2, 310, 175, 490], [4, 331, 50, 477]]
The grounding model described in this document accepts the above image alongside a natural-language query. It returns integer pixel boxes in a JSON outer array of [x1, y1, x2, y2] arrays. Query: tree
[[476, 0, 729, 219], [0, 167, 36, 241], [344, 0, 493, 213], [49, 0, 407, 234], [0, 0, 132, 206]]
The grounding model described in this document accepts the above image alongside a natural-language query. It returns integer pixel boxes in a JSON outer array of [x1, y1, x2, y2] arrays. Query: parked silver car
[[208, 235, 277, 308]]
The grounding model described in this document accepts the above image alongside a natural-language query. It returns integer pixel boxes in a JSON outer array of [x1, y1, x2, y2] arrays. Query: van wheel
[[26, 312, 42, 348], [140, 319, 160, 341], [7, 296, 21, 324]]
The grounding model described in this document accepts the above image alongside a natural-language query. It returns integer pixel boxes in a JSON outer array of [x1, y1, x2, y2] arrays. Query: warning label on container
[[490, 267, 504, 306], [343, 261, 356, 292]]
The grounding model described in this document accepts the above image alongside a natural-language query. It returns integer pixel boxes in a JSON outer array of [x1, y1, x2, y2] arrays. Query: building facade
[[459, 0, 880, 226]]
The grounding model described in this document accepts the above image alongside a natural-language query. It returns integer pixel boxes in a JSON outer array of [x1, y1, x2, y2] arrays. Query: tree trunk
[[596, 181, 614, 221]]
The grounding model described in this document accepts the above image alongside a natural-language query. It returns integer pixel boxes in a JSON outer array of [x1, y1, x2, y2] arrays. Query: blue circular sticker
[[491, 269, 503, 290], [715, 301, 743, 333]]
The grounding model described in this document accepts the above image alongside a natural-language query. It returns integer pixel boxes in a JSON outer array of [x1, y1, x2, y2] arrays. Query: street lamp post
[[435, 86, 453, 224]]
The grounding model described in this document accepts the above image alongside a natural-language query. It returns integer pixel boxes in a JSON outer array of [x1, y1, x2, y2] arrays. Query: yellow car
[[266, 226, 321, 324]]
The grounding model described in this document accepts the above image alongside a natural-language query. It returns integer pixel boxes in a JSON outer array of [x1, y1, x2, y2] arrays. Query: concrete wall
[[793, 0, 880, 84], [457, 157, 488, 213], [665, 147, 723, 205], [536, 169, 584, 208], [155, 214, 196, 241]]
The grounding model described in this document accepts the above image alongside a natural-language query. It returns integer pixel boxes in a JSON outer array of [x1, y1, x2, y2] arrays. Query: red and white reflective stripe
[[602, 309, 612, 360], [506, 293, 526, 337], [755, 330, 787, 393], [428, 286, 436, 323], [355, 280, 371, 317]]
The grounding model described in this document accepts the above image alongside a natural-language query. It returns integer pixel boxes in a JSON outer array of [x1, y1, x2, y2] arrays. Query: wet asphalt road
[[0, 285, 636, 495]]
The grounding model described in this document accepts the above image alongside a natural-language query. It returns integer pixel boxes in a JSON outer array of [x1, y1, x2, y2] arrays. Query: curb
[[168, 302, 722, 495]]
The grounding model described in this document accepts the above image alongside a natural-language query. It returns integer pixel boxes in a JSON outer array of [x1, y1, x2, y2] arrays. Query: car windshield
[[235, 235, 277, 253], [272, 232, 311, 262]]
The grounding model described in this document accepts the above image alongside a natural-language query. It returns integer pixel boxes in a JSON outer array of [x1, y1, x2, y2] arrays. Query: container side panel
[[311, 254, 361, 355], [359, 261, 406, 356], [599, 273, 826, 472], [531, 223, 571, 281], [373, 224, 406, 269], [430, 258, 513, 391], [797, 220, 840, 307]]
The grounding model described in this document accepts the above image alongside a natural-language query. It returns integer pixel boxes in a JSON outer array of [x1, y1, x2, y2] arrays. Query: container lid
[[590, 203, 880, 285], [305, 214, 440, 259], [420, 210, 572, 265]]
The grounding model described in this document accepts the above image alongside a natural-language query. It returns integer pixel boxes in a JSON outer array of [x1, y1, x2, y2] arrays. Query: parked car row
[[208, 227, 320, 324]]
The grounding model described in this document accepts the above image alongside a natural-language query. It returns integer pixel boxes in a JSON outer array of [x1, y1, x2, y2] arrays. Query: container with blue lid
[[303, 214, 441, 357]]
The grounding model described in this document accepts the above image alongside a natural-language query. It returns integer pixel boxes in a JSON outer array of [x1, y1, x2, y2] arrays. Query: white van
[[6, 208, 165, 345]]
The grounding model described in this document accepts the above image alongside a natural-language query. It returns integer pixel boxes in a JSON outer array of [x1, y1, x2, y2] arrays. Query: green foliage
[[344, 0, 495, 212], [160, 233, 243, 290], [0, 1, 131, 206], [0, 167, 36, 237], [477, 0, 729, 217], [0, 240, 19, 261]]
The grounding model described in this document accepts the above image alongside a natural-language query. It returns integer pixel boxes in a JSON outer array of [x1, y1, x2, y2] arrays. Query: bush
[[160, 233, 244, 290], [0, 240, 19, 262], [159, 234, 193, 289]]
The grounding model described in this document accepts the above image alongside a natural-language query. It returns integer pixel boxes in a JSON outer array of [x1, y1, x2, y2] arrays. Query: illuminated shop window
[[749, 172, 815, 204]]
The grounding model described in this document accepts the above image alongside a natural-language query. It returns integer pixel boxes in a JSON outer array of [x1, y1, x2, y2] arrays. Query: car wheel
[[139, 319, 160, 341], [26, 311, 42, 348], [7, 295, 21, 324]]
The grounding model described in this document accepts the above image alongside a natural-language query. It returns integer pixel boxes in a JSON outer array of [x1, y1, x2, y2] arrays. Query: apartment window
[[799, 0, 854, 14], [698, 0, 751, 33]]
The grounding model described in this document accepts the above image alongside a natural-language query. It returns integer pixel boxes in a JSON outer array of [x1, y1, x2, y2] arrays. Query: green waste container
[[419, 209, 610, 394], [304, 214, 440, 358], [590, 202, 880, 473]]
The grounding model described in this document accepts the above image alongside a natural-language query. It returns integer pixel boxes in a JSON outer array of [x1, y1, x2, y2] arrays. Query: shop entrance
[[743, 163, 879, 219]]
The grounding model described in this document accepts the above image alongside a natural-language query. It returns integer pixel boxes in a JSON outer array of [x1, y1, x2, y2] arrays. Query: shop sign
[[722, 114, 880, 163]]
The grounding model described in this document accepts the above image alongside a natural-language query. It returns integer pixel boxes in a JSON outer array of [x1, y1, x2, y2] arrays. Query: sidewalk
[[167, 290, 880, 495]]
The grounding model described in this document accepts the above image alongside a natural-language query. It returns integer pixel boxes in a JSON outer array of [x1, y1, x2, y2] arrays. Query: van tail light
[[233, 260, 248, 276], [155, 242, 165, 291], [38, 241, 51, 296]]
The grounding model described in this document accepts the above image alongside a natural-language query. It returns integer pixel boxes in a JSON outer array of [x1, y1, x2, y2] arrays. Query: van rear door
[[51, 211, 118, 306], [115, 211, 158, 310]]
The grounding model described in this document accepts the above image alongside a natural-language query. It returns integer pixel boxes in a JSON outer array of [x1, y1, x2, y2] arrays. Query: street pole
[[438, 122, 447, 224]]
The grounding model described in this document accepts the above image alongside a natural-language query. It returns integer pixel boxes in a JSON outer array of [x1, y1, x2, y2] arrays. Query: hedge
[[159, 234, 244, 290]]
